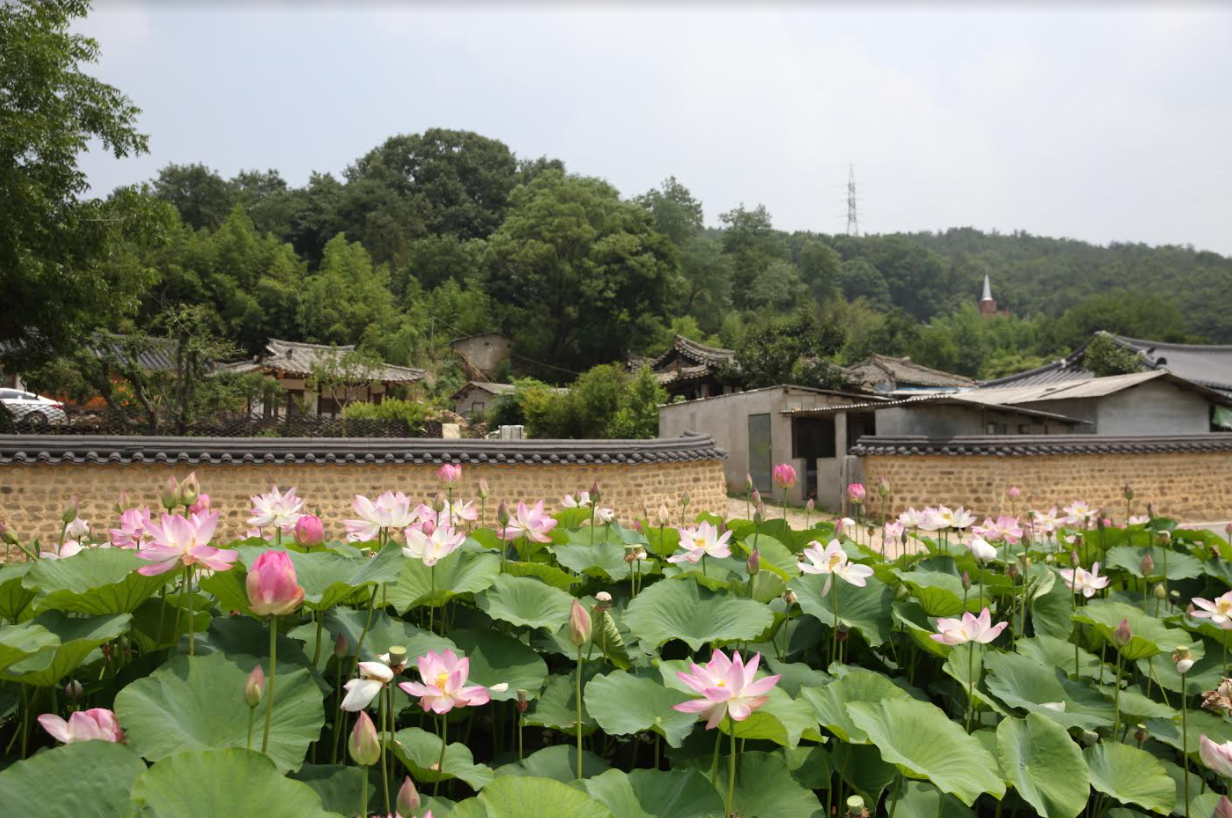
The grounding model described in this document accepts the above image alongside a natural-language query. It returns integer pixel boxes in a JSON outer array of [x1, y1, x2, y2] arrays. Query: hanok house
[[645, 335, 741, 401], [223, 339, 425, 418], [449, 333, 512, 380], [848, 354, 974, 396], [658, 385, 890, 511], [452, 381, 515, 418]]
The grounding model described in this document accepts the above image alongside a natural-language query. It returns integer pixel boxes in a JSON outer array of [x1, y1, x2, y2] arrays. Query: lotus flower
[[897, 508, 924, 528], [348, 711, 381, 766], [668, 521, 732, 564], [398, 649, 490, 714], [294, 514, 325, 547], [245, 551, 305, 616], [189, 493, 211, 515], [563, 492, 592, 508], [1031, 507, 1063, 535], [136, 512, 236, 576], [930, 608, 1008, 645], [798, 540, 874, 596], [344, 492, 417, 542], [884, 521, 904, 541], [437, 463, 463, 484], [40, 540, 86, 560], [847, 483, 866, 502], [569, 600, 592, 647], [593, 507, 615, 525], [496, 500, 557, 543], [1060, 562, 1110, 598], [1193, 592, 1232, 629], [38, 708, 125, 744], [966, 535, 998, 563], [109, 506, 152, 549], [772, 463, 797, 489], [64, 517, 90, 539], [245, 665, 265, 708], [1202, 735, 1232, 778], [975, 515, 1023, 544], [247, 485, 305, 532], [342, 660, 395, 712], [673, 649, 781, 729], [402, 524, 465, 566], [1063, 501, 1098, 527]]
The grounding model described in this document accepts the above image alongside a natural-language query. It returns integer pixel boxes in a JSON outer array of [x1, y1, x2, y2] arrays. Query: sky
[[75, 2, 1232, 255]]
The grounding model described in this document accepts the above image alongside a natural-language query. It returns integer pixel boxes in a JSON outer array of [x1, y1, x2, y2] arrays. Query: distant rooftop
[[849, 354, 974, 391], [224, 339, 425, 383]]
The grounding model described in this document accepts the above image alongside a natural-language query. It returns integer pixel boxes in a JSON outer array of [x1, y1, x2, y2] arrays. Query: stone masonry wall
[[0, 459, 727, 544], [863, 451, 1232, 522]]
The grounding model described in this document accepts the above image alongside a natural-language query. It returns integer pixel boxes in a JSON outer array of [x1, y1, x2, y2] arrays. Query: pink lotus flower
[[1032, 507, 1063, 535], [1063, 500, 1098, 527], [38, 708, 125, 744], [294, 514, 325, 547], [847, 483, 866, 503], [673, 650, 780, 729], [1008, 486, 1020, 499], [897, 508, 924, 528], [975, 515, 1023, 545], [398, 649, 490, 714], [772, 463, 797, 489], [668, 521, 732, 564], [245, 551, 305, 616], [345, 492, 417, 542], [930, 608, 1008, 645], [136, 512, 237, 576], [437, 463, 463, 484], [798, 540, 874, 595], [189, 493, 212, 515], [110, 506, 152, 549], [402, 524, 465, 566], [562, 492, 592, 509], [1193, 592, 1232, 629], [834, 517, 855, 538], [496, 500, 558, 543], [1060, 562, 1110, 598], [884, 521, 904, 541], [1201, 735, 1232, 778], [248, 486, 305, 532], [65, 517, 90, 539], [441, 500, 478, 527], [40, 540, 86, 560], [342, 659, 395, 711]]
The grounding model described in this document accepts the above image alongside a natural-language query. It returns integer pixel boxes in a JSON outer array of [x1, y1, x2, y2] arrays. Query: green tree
[[152, 163, 235, 231], [636, 176, 704, 247], [677, 236, 732, 331], [298, 234, 399, 346], [797, 238, 842, 305], [1056, 290, 1187, 350], [734, 310, 846, 389], [0, 0, 157, 378], [1083, 333, 1145, 377], [836, 258, 892, 310], [719, 204, 789, 309]]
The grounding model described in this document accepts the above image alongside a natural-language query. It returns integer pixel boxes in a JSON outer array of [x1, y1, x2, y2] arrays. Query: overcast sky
[[76, 2, 1232, 254]]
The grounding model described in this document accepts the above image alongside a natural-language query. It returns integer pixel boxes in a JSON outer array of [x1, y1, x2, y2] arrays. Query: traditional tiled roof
[[849, 354, 975, 389], [651, 335, 736, 369], [224, 339, 425, 384], [450, 381, 567, 400], [0, 431, 724, 466], [851, 433, 1232, 457]]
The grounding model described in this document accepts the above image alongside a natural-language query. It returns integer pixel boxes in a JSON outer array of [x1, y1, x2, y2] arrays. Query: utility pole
[[846, 164, 859, 237]]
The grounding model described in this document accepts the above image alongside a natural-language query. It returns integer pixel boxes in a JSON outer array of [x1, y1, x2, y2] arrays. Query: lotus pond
[[2, 471, 1232, 818]]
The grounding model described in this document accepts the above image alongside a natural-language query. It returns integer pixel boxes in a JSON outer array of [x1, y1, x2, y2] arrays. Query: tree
[[1056, 290, 1187, 350], [1083, 334, 1144, 377], [677, 236, 732, 331], [635, 177, 704, 247], [0, 0, 156, 381], [298, 234, 398, 347], [152, 163, 235, 231], [733, 310, 846, 389], [307, 348, 385, 413], [836, 258, 892, 310], [483, 171, 677, 373], [719, 204, 789, 309], [797, 238, 842, 305]]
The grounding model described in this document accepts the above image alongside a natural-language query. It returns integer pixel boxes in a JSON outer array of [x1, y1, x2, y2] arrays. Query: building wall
[[1094, 380, 1211, 435], [863, 450, 1232, 522], [451, 335, 512, 378], [0, 458, 727, 544], [876, 405, 987, 437], [454, 386, 500, 418]]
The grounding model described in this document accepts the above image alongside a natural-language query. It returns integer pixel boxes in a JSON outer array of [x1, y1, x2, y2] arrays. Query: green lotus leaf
[[1085, 741, 1175, 815], [451, 775, 615, 818], [0, 740, 147, 818], [477, 574, 576, 630], [291, 764, 373, 816], [833, 741, 901, 806], [1146, 707, 1232, 757], [943, 643, 1007, 715], [502, 560, 582, 590], [579, 767, 724, 818], [390, 726, 494, 790], [1016, 635, 1105, 680], [0, 561, 38, 621], [737, 534, 800, 580], [765, 656, 831, 696], [848, 698, 1006, 805], [1072, 600, 1195, 661], [388, 548, 501, 612], [300, 608, 456, 667], [1105, 546, 1204, 581], [130, 748, 342, 818], [0, 619, 58, 674], [886, 780, 978, 818], [984, 650, 1115, 730], [791, 572, 894, 647], [584, 670, 696, 747], [996, 714, 1090, 818], [24, 548, 170, 615], [450, 628, 550, 701], [800, 668, 909, 743], [894, 569, 986, 616], [1, 611, 130, 687], [1031, 569, 1080, 639], [624, 578, 772, 650], [729, 750, 824, 818], [495, 744, 611, 782], [524, 671, 598, 735], [552, 542, 635, 580], [285, 543, 406, 610], [115, 652, 324, 774], [128, 595, 211, 654]]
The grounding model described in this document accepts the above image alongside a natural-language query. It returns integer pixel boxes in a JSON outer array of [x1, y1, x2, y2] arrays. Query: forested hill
[[102, 129, 1232, 382]]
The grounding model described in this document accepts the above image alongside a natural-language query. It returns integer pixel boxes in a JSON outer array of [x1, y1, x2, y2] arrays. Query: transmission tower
[[846, 164, 860, 236]]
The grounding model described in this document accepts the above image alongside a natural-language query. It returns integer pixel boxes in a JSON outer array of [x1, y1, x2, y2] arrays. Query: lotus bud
[[1139, 553, 1155, 577], [656, 504, 671, 526], [961, 570, 971, 591], [437, 463, 462, 485], [1171, 589, 1181, 601], [1070, 550, 1080, 567], [516, 688, 529, 713], [1174, 645, 1194, 674], [61, 496, 79, 525], [1008, 485, 1020, 499], [179, 472, 200, 508], [1153, 583, 1167, 600], [65, 679, 83, 701], [569, 600, 592, 647], [1123, 484, 1134, 501], [387, 645, 407, 674], [497, 500, 510, 527], [836, 623, 850, 642], [421, 517, 436, 537], [0, 521, 15, 546], [806, 498, 815, 513], [244, 664, 265, 708], [114, 491, 131, 514], [750, 489, 761, 507], [477, 478, 490, 499], [877, 478, 890, 498], [744, 473, 753, 492], [1215, 796, 1232, 818], [1113, 618, 1133, 647], [348, 711, 381, 766], [1096, 515, 1107, 531], [245, 551, 305, 616], [160, 477, 181, 511], [783, 590, 798, 605], [294, 514, 325, 548], [1080, 729, 1099, 747], [432, 492, 446, 513], [748, 549, 761, 576], [334, 633, 348, 658], [847, 483, 866, 503], [397, 776, 421, 817]]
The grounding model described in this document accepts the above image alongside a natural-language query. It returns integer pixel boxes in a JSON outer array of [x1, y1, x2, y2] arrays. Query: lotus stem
[[831, 582, 841, 667], [379, 684, 391, 816], [261, 616, 278, 754], [186, 566, 195, 657], [311, 610, 323, 667], [1182, 667, 1190, 818], [246, 705, 255, 751], [725, 713, 738, 818], [965, 643, 975, 732], [434, 715, 448, 796], [576, 646, 584, 780], [360, 764, 368, 818], [709, 727, 723, 787], [1112, 652, 1123, 738], [429, 564, 436, 632]]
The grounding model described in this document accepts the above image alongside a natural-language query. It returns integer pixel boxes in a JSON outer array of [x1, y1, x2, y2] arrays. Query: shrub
[[340, 398, 432, 432]]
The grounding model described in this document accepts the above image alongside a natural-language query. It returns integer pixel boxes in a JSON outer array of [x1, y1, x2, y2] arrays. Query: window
[[470, 401, 485, 414]]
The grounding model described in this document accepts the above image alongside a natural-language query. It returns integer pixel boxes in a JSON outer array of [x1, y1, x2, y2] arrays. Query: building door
[[792, 416, 836, 501], [748, 413, 772, 493]]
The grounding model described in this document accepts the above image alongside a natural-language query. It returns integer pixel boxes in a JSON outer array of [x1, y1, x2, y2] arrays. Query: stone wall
[[0, 435, 727, 542], [857, 434, 1232, 521]]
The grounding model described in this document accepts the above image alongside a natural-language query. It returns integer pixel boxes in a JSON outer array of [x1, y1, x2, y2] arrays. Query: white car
[[0, 389, 67, 427]]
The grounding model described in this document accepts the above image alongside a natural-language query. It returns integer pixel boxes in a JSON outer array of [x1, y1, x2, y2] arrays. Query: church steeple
[[978, 274, 1005, 318], [981, 274, 993, 302]]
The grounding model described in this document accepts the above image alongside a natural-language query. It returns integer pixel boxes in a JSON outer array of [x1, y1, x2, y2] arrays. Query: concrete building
[[658, 385, 884, 510], [452, 381, 515, 418], [449, 333, 512, 380]]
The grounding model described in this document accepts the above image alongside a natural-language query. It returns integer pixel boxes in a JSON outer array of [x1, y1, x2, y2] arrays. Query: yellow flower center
[[435, 673, 450, 690], [716, 680, 726, 687]]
